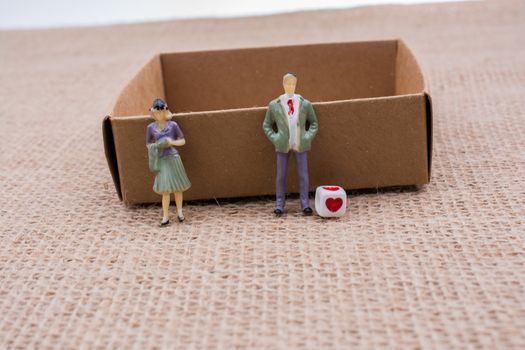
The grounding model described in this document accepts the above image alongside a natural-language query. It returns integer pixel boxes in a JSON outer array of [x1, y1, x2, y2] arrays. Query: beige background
[[0, 0, 524, 348]]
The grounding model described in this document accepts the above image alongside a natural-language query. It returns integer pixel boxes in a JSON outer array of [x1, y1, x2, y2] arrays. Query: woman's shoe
[[177, 214, 185, 223], [160, 217, 170, 227]]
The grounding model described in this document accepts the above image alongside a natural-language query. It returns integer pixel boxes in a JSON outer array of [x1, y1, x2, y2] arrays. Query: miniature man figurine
[[262, 73, 319, 216]]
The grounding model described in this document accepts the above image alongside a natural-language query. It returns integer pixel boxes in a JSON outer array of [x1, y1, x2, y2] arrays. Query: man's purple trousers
[[275, 151, 310, 210]]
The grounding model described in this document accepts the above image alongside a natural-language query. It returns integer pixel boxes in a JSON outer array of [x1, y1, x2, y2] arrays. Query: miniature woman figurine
[[262, 73, 319, 216], [146, 98, 191, 226]]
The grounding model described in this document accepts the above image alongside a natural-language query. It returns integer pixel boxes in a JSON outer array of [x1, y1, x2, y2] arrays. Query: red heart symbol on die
[[323, 186, 340, 191], [325, 197, 343, 212]]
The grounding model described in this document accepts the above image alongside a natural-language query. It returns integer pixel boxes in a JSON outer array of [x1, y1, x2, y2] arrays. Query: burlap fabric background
[[1, 0, 524, 348]]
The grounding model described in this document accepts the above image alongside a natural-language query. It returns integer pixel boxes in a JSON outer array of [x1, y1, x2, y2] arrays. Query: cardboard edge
[[159, 54, 168, 104], [156, 38, 400, 59], [102, 115, 122, 200], [424, 91, 433, 181], [109, 94, 418, 121]]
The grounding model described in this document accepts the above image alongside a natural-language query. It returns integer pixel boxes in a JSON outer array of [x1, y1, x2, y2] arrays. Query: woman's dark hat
[[150, 98, 168, 111]]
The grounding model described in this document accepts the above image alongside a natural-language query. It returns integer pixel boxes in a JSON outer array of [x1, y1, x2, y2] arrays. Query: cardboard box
[[103, 39, 432, 204]]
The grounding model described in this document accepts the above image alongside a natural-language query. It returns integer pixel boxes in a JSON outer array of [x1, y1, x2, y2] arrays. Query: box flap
[[112, 54, 165, 117], [396, 39, 432, 183], [109, 93, 429, 203]]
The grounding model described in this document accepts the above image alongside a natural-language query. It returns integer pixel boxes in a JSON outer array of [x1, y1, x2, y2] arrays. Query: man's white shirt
[[279, 93, 301, 151]]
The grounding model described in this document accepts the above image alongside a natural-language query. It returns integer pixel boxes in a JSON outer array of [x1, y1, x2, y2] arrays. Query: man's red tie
[[287, 99, 294, 116]]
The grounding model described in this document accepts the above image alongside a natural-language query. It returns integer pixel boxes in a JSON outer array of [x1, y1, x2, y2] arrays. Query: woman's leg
[[161, 192, 170, 220], [174, 192, 184, 218]]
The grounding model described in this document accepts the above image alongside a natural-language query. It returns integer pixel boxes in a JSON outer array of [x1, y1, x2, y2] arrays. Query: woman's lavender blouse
[[146, 121, 184, 157]]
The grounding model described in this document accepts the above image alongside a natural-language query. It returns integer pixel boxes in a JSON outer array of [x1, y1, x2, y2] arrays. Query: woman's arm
[[145, 125, 153, 146], [170, 122, 186, 147], [171, 138, 186, 146]]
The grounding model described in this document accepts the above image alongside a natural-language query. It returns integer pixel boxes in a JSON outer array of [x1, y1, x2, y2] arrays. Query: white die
[[315, 185, 347, 218]]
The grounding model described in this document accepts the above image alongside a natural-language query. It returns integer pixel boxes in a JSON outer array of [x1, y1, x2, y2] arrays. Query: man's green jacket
[[262, 95, 319, 153]]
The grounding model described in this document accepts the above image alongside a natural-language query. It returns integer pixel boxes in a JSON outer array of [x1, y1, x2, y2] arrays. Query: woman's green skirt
[[153, 154, 192, 194]]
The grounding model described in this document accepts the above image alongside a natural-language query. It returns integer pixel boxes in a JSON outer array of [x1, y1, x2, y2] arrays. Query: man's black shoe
[[274, 208, 283, 216], [303, 207, 313, 216]]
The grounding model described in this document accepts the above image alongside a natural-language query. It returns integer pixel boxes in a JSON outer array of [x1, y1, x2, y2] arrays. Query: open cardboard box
[[103, 39, 433, 204]]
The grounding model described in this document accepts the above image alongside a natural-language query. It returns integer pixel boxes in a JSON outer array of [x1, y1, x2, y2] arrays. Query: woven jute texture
[[1, 1, 524, 349]]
